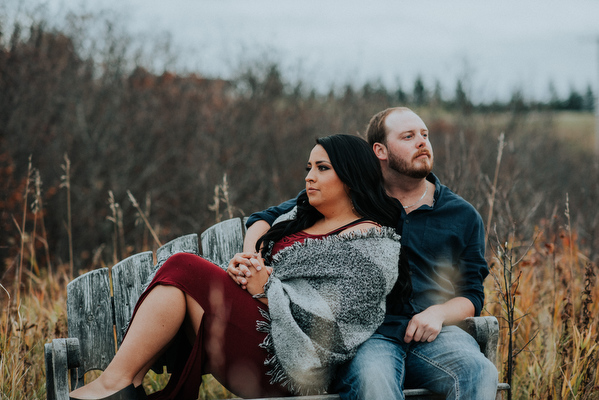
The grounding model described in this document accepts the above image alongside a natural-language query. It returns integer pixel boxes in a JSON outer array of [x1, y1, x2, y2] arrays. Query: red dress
[[132, 221, 367, 399]]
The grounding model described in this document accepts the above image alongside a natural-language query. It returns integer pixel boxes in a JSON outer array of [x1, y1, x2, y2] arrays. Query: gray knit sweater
[[257, 227, 401, 395]]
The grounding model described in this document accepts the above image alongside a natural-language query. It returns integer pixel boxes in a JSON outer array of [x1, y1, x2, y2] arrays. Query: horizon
[[4, 0, 599, 103]]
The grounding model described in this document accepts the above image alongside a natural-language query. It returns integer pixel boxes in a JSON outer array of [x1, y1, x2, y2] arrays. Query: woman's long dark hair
[[256, 134, 411, 298]]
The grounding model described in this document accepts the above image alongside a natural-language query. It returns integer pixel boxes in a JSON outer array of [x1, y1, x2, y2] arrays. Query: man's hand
[[404, 305, 444, 343], [404, 297, 475, 343]]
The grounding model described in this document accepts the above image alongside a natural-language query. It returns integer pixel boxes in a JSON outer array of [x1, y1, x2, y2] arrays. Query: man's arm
[[404, 297, 475, 343], [227, 191, 302, 288], [243, 220, 271, 253], [245, 191, 303, 228], [405, 207, 487, 343]]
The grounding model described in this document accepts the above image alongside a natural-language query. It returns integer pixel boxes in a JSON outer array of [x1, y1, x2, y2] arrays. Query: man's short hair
[[366, 107, 413, 146]]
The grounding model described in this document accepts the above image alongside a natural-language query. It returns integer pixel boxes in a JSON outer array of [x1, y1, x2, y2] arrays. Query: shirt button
[[405, 220, 410, 224]]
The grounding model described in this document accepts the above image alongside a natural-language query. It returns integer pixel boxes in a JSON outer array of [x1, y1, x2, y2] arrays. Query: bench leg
[[45, 338, 81, 400], [44, 343, 57, 400]]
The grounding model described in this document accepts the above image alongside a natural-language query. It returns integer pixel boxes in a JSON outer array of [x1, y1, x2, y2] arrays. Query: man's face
[[381, 110, 433, 179]]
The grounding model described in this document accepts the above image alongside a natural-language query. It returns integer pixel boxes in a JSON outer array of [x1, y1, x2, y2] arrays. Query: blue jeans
[[330, 326, 498, 400]]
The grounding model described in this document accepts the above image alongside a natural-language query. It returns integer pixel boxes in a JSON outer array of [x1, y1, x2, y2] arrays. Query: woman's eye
[[318, 166, 329, 171]]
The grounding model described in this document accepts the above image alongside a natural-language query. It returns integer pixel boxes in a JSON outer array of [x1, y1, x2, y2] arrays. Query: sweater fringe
[[257, 307, 328, 395]]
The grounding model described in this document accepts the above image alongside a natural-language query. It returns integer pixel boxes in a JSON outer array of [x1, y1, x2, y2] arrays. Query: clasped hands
[[226, 252, 272, 298]]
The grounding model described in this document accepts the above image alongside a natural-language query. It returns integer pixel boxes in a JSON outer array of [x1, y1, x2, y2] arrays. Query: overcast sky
[[11, 0, 599, 102]]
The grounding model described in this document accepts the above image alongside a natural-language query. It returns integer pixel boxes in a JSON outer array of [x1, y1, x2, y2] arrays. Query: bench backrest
[[66, 218, 247, 388]]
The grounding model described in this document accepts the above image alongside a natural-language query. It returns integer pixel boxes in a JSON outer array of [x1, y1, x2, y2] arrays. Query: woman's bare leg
[[70, 285, 204, 399]]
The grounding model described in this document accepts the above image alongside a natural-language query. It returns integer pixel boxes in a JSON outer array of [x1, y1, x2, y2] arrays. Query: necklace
[[403, 183, 428, 209]]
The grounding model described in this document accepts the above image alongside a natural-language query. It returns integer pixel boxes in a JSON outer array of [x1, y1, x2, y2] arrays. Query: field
[[2, 169, 599, 400], [1, 13, 599, 400]]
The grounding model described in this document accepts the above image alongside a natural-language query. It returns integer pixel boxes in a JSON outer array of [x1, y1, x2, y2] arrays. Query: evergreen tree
[[453, 79, 471, 112], [564, 87, 584, 110], [548, 81, 562, 110], [412, 75, 428, 106], [583, 84, 595, 112]]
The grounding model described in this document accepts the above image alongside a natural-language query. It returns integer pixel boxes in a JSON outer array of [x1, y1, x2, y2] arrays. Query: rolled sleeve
[[455, 216, 488, 316], [246, 190, 303, 228]]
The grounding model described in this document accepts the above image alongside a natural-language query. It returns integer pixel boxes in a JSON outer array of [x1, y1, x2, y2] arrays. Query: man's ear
[[373, 142, 388, 160]]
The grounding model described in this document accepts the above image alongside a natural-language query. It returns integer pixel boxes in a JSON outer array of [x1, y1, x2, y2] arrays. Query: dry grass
[[553, 112, 597, 152], [3, 240, 597, 399], [2, 196, 598, 399], [485, 222, 599, 399]]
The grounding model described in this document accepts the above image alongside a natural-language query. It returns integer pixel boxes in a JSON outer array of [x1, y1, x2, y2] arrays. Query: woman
[[69, 134, 409, 400]]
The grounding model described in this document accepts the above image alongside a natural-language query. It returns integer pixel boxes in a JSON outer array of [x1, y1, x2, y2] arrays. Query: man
[[229, 107, 498, 399]]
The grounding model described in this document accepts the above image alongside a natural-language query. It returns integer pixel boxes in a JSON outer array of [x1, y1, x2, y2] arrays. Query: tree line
[[1, 15, 598, 280]]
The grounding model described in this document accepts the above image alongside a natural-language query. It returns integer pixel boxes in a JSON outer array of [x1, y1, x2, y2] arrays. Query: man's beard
[[388, 151, 433, 179]]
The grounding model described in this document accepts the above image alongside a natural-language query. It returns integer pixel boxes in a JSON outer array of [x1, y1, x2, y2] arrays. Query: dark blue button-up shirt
[[246, 173, 489, 342]]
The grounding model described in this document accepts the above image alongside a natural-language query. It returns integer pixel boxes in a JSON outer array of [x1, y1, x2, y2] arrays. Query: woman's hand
[[226, 252, 259, 289], [226, 252, 272, 290], [245, 256, 270, 305]]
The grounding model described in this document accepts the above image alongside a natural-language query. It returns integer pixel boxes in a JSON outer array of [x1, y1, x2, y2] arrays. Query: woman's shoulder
[[339, 221, 381, 235]]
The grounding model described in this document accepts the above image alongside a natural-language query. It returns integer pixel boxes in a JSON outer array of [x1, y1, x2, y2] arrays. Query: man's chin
[[407, 171, 430, 179]]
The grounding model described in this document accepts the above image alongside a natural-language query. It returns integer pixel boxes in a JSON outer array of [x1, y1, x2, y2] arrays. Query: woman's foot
[[69, 383, 138, 400]]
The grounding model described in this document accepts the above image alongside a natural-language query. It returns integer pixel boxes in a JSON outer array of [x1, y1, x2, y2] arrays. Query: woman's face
[[305, 145, 348, 211]]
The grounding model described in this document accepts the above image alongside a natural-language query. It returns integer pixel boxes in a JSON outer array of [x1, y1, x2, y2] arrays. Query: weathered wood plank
[[66, 268, 114, 389], [111, 251, 155, 347], [156, 234, 199, 266], [200, 218, 245, 266], [45, 338, 80, 400], [248, 389, 443, 400], [44, 342, 59, 400], [458, 316, 499, 364], [248, 384, 510, 400], [50, 339, 69, 400]]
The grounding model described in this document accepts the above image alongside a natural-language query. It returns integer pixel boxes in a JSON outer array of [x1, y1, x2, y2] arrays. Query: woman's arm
[[245, 256, 270, 305]]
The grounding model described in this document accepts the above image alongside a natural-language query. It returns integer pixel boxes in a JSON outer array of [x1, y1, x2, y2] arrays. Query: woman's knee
[[160, 253, 220, 280], [162, 252, 199, 269]]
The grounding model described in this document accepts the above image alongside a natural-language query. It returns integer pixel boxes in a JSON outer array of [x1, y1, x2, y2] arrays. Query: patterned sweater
[[257, 227, 401, 394]]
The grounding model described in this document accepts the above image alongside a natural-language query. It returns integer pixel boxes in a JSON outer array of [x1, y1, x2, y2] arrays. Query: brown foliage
[[1, 20, 598, 280]]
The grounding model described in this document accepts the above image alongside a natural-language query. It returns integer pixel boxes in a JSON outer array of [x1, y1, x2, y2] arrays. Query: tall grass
[[1, 152, 598, 399], [485, 218, 599, 399]]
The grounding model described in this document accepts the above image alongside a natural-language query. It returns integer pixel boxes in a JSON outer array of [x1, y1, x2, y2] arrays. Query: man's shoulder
[[435, 179, 482, 220]]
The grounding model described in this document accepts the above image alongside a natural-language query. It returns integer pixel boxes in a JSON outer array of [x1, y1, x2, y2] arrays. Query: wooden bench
[[45, 217, 509, 399]]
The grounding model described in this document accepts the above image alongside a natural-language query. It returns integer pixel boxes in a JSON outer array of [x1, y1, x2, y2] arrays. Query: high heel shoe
[[135, 385, 147, 399], [69, 383, 139, 400]]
